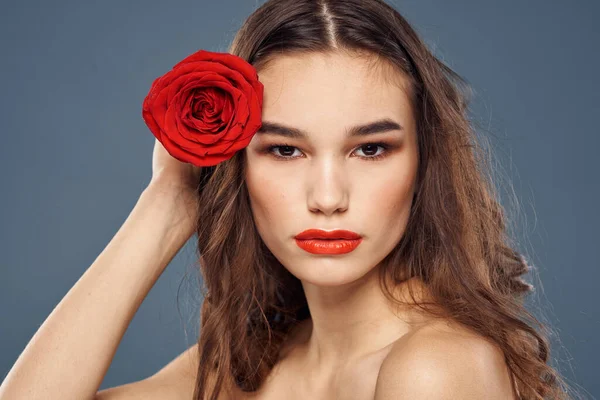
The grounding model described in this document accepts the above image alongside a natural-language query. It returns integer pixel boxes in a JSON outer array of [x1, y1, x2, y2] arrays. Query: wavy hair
[[187, 0, 579, 398]]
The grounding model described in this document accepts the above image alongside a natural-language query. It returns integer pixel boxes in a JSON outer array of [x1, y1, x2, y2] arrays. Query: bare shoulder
[[374, 320, 517, 400], [95, 343, 199, 400]]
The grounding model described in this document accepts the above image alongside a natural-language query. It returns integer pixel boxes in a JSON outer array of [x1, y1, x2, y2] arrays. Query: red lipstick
[[294, 229, 363, 255]]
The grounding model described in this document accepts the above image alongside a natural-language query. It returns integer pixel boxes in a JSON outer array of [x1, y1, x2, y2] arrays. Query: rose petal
[[142, 50, 265, 167], [152, 72, 231, 130], [172, 50, 262, 88], [165, 79, 246, 146], [162, 61, 256, 102]]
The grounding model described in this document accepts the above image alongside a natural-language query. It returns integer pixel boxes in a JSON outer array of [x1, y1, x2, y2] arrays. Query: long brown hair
[[188, 0, 579, 398]]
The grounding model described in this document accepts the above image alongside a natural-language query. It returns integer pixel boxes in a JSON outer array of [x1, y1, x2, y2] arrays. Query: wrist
[[139, 184, 200, 240]]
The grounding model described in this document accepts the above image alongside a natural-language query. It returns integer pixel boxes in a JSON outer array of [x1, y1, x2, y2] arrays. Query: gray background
[[0, 0, 597, 397]]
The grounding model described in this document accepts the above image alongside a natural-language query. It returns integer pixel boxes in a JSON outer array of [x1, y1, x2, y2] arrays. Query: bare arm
[[93, 343, 199, 400], [0, 183, 199, 400]]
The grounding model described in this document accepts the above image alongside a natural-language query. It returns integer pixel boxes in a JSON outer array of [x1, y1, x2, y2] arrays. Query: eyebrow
[[256, 118, 404, 139]]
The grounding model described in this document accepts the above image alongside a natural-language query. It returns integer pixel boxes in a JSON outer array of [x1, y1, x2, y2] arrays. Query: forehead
[[255, 52, 413, 130]]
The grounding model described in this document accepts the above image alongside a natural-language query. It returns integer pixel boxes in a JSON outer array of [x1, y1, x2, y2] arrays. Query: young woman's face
[[244, 51, 418, 287]]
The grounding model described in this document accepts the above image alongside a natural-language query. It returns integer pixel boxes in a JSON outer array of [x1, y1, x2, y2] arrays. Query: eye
[[354, 143, 388, 160], [268, 144, 302, 160], [265, 142, 392, 161]]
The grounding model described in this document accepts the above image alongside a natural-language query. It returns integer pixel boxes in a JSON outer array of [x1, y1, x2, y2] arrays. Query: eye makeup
[[260, 141, 398, 162]]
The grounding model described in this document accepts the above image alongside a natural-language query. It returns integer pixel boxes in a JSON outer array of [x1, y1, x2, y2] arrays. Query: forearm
[[0, 185, 198, 400]]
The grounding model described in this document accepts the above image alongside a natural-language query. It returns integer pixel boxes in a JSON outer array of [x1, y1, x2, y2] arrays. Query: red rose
[[142, 49, 264, 167]]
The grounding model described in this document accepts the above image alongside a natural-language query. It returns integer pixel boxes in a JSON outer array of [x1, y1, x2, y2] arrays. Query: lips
[[294, 229, 362, 240], [294, 229, 363, 254]]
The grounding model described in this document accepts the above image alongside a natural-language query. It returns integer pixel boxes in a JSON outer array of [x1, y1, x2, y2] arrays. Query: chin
[[284, 255, 378, 288]]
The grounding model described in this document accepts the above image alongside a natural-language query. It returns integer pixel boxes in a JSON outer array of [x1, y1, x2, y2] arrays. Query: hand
[[144, 139, 202, 239], [148, 138, 202, 193]]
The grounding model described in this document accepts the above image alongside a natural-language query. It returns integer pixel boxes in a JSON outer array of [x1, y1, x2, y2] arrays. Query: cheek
[[362, 166, 416, 237], [380, 181, 413, 219], [245, 162, 295, 234]]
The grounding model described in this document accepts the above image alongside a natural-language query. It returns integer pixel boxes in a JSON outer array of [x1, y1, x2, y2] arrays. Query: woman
[[0, 0, 575, 399]]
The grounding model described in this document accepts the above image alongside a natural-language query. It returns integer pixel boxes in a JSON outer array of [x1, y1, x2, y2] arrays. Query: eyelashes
[[263, 142, 395, 162]]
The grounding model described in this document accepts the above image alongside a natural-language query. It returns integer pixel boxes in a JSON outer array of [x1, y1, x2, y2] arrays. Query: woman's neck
[[296, 274, 434, 373]]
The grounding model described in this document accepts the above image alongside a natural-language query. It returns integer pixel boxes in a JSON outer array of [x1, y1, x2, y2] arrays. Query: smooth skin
[[0, 51, 518, 399]]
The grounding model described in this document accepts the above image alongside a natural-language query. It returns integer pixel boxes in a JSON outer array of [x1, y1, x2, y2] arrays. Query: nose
[[306, 158, 349, 216]]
